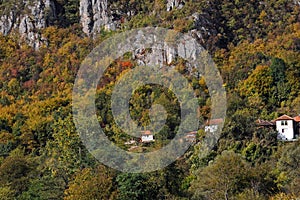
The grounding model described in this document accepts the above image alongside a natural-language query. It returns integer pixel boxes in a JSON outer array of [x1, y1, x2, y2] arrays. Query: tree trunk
[[225, 190, 229, 200]]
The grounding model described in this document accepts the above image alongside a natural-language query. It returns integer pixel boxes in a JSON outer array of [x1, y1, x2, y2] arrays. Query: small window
[[282, 129, 285, 133], [281, 121, 288, 126]]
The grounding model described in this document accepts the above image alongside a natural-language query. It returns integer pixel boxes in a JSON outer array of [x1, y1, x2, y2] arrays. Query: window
[[281, 121, 288, 126], [282, 129, 285, 133]]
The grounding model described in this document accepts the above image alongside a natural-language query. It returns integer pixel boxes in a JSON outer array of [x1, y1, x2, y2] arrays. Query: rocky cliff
[[1, 0, 299, 51], [167, 0, 185, 11], [0, 0, 123, 45], [80, 0, 115, 36], [0, 0, 57, 49], [0, 0, 216, 52]]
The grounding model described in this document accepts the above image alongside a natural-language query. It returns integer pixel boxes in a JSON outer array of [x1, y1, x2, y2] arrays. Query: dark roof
[[257, 119, 275, 126], [275, 115, 294, 121]]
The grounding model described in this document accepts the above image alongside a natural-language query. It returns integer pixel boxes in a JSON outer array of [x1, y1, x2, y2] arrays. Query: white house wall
[[141, 135, 154, 142], [276, 120, 294, 140], [205, 125, 218, 133]]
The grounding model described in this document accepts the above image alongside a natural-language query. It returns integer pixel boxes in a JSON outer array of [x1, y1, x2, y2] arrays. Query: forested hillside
[[0, 0, 300, 199]]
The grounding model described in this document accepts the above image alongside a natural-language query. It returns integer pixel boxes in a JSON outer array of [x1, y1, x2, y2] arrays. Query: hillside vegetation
[[0, 0, 300, 199]]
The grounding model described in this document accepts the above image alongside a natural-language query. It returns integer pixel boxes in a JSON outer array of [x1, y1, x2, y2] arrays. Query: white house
[[205, 118, 223, 133], [141, 130, 155, 143], [275, 115, 296, 141]]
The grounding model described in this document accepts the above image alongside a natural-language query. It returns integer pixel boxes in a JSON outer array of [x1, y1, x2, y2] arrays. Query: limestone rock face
[[133, 32, 203, 76], [0, 0, 216, 51], [133, 12, 217, 69], [0, 0, 124, 47], [167, 0, 185, 11], [80, 0, 116, 36], [0, 0, 57, 49]]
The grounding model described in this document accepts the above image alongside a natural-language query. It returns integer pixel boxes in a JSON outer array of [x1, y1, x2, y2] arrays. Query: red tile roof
[[206, 118, 224, 125], [275, 115, 294, 121], [294, 115, 300, 122], [141, 130, 152, 135]]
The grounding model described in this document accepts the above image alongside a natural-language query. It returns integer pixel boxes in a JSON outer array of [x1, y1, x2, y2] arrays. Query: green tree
[[0, 155, 35, 197], [18, 176, 65, 200], [270, 58, 286, 84], [269, 58, 290, 104], [0, 186, 15, 200], [239, 65, 274, 105], [233, 189, 267, 200], [117, 173, 158, 200], [277, 141, 300, 196], [64, 165, 116, 200], [190, 151, 249, 200], [55, 0, 80, 26], [44, 114, 95, 185]]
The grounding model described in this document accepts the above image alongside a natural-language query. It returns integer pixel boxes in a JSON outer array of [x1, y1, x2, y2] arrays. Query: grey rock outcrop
[[0, 0, 57, 49], [134, 12, 217, 69], [80, 0, 115, 36], [167, 0, 185, 11], [134, 32, 203, 76], [0, 0, 217, 51]]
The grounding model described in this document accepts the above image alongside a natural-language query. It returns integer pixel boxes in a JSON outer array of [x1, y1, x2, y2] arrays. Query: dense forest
[[0, 0, 300, 199]]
